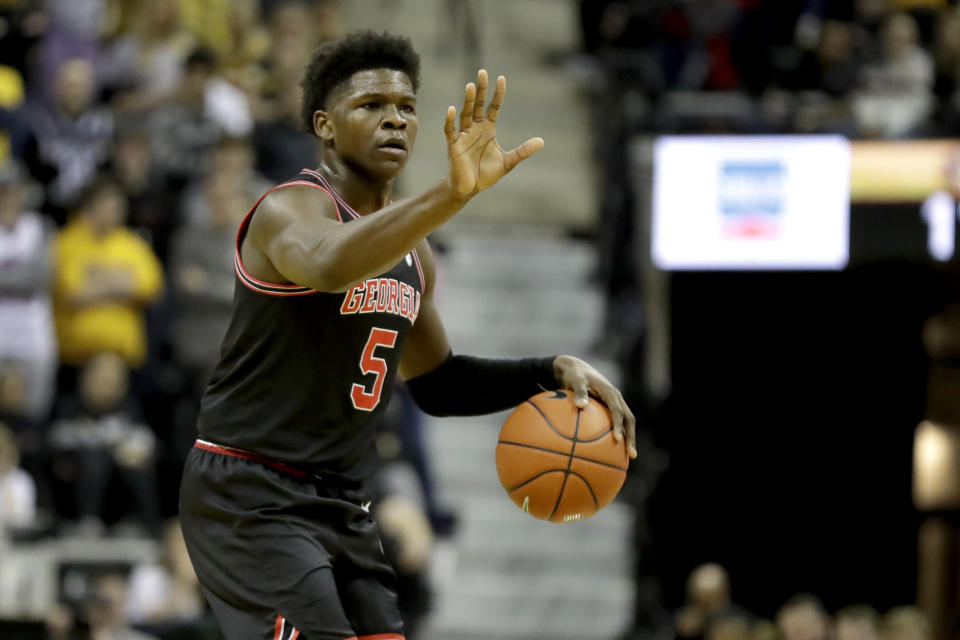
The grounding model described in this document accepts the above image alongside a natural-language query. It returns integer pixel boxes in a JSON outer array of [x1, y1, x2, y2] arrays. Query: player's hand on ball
[[444, 69, 544, 196], [553, 355, 637, 459]]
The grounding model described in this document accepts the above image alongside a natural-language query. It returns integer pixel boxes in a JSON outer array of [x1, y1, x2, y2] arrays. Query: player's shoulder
[[262, 179, 338, 216], [251, 180, 340, 232]]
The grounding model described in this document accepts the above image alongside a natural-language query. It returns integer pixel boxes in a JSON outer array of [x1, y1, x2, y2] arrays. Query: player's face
[[322, 68, 418, 180]]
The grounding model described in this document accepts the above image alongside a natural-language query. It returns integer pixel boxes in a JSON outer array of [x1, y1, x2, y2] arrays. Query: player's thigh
[[202, 569, 357, 640], [336, 572, 405, 638]]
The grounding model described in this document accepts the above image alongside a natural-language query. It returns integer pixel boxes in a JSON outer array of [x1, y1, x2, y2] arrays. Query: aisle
[[418, 231, 635, 640]]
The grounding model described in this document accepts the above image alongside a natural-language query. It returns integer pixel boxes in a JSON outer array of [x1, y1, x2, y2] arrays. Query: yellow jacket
[[54, 220, 164, 366]]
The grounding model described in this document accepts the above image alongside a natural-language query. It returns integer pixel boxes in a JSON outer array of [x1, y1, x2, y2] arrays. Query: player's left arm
[[398, 241, 637, 459]]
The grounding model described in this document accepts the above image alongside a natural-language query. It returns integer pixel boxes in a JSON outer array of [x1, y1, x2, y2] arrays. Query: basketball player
[[179, 31, 636, 640]]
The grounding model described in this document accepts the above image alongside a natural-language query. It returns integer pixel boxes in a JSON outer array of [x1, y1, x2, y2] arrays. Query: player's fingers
[[486, 75, 505, 123], [623, 405, 638, 459], [444, 106, 457, 145], [592, 383, 627, 444], [473, 69, 488, 122], [503, 137, 544, 174], [571, 378, 589, 409], [460, 83, 476, 131], [609, 400, 625, 444]]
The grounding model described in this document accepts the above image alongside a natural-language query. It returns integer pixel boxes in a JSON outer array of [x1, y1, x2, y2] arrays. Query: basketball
[[495, 389, 629, 522]]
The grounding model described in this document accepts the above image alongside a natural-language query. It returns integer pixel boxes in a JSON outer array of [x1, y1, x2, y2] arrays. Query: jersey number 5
[[351, 327, 398, 412]]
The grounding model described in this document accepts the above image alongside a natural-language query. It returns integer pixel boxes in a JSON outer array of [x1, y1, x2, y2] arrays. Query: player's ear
[[314, 110, 333, 141]]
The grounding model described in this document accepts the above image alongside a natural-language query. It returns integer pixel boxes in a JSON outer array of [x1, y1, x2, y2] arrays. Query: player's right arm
[[245, 182, 466, 293], [245, 69, 543, 293]]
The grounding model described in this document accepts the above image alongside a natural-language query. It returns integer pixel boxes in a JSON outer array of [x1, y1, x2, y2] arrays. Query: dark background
[[647, 204, 953, 615]]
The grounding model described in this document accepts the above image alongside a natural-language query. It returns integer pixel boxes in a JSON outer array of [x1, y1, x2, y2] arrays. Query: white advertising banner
[[652, 135, 851, 270]]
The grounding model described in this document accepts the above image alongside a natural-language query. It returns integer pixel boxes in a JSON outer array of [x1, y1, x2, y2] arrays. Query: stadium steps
[[418, 234, 633, 640]]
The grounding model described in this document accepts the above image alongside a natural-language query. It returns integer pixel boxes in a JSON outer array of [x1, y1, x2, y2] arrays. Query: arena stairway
[[417, 231, 635, 640]]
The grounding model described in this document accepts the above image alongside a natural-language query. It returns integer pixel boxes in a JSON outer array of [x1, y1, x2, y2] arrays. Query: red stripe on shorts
[[194, 440, 307, 478]]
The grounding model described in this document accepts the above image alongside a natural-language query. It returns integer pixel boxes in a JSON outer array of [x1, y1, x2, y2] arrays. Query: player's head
[[300, 31, 421, 179]]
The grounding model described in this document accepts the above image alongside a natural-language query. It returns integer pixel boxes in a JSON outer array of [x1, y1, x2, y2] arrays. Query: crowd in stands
[[669, 564, 931, 640], [0, 0, 444, 638], [580, 0, 960, 138]]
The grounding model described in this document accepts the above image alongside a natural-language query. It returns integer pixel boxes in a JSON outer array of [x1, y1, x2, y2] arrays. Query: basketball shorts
[[179, 440, 405, 640]]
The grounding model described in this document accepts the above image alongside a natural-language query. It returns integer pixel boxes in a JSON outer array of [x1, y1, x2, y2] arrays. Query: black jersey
[[196, 168, 425, 482]]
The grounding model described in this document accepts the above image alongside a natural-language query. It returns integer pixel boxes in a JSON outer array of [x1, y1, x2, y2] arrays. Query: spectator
[[853, 11, 935, 137], [791, 20, 863, 134], [99, 0, 194, 114], [253, 82, 318, 183], [371, 391, 437, 639], [880, 607, 931, 640], [180, 136, 268, 229], [0, 64, 31, 160], [25, 56, 113, 223], [706, 613, 754, 640], [146, 47, 229, 189], [109, 124, 178, 265], [0, 421, 36, 532], [263, 1, 318, 94], [126, 518, 208, 631], [52, 174, 164, 371], [932, 8, 960, 133], [216, 0, 272, 115], [776, 594, 831, 640], [48, 351, 160, 536], [0, 158, 57, 420], [49, 571, 162, 640], [676, 563, 742, 640], [0, 1, 47, 79], [836, 605, 881, 640], [0, 360, 52, 517], [374, 471, 433, 640], [169, 168, 247, 378]]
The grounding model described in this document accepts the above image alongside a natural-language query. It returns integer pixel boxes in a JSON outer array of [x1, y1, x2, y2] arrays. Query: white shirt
[[0, 467, 36, 529], [0, 212, 56, 360]]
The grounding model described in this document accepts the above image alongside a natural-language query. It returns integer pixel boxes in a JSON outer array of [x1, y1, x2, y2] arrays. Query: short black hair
[[78, 173, 122, 208], [185, 46, 217, 72], [300, 30, 420, 133]]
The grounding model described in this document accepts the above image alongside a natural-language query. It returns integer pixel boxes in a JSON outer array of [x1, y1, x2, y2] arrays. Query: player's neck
[[314, 158, 393, 216]]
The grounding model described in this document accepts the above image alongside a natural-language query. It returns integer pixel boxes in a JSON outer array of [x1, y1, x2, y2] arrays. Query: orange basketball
[[495, 389, 629, 522]]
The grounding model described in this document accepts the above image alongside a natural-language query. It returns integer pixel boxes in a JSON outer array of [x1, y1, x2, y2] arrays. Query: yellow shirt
[[53, 220, 164, 366]]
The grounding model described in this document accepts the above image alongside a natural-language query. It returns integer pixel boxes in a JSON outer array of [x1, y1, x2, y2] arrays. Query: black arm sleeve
[[404, 353, 558, 417]]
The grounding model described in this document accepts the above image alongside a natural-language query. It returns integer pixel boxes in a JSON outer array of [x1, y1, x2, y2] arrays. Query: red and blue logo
[[718, 161, 785, 239]]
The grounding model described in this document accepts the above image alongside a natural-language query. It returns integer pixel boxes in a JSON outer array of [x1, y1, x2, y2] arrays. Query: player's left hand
[[553, 355, 637, 459], [444, 69, 544, 195]]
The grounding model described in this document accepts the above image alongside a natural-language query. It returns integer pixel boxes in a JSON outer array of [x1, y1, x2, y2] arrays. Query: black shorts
[[179, 440, 405, 640]]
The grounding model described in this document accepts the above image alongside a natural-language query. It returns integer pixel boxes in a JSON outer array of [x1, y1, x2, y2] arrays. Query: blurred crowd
[[580, 0, 960, 348], [580, 0, 960, 137], [0, 0, 448, 638], [673, 564, 931, 640]]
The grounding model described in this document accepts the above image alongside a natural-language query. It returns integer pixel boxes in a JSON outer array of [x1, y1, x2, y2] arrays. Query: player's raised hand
[[444, 69, 544, 196], [553, 355, 638, 459]]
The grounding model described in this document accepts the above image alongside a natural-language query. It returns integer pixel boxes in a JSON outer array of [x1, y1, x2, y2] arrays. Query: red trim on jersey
[[301, 168, 425, 292], [234, 179, 339, 297], [194, 440, 307, 478], [301, 168, 362, 220], [410, 249, 425, 292], [274, 615, 283, 640]]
